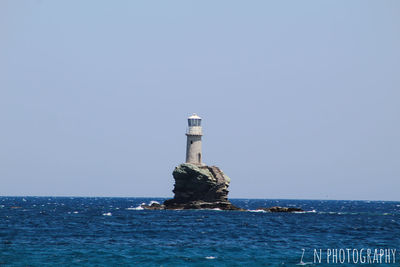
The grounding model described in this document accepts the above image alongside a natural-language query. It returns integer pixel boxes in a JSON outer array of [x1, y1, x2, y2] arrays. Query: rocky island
[[141, 114, 303, 213], [141, 163, 242, 210], [140, 163, 304, 212]]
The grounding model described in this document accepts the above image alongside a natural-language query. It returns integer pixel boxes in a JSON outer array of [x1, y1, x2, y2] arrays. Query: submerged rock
[[162, 163, 242, 210], [141, 202, 164, 210], [256, 206, 304, 213]]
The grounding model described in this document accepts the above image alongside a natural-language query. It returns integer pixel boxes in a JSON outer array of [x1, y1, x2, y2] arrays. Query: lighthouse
[[186, 113, 203, 165]]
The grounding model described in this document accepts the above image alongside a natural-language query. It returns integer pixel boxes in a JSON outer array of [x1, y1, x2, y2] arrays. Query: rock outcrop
[[140, 163, 303, 212], [162, 163, 241, 210]]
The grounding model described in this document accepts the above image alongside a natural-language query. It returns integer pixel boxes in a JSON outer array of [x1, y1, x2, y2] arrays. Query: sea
[[1, 197, 399, 266]]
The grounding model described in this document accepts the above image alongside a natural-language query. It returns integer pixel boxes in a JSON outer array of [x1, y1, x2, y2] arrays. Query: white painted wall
[[186, 134, 202, 165]]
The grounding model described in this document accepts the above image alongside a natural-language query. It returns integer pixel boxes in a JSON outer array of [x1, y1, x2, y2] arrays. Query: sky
[[0, 1, 399, 200]]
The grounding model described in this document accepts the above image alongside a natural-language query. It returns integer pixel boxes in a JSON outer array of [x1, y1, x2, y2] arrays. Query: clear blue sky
[[1, 1, 399, 200]]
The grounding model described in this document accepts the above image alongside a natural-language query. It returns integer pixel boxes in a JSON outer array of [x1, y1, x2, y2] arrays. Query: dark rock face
[[163, 163, 242, 210], [169, 164, 229, 202]]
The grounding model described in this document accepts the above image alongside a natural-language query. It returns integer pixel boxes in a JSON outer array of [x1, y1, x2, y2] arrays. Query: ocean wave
[[103, 212, 112, 216]]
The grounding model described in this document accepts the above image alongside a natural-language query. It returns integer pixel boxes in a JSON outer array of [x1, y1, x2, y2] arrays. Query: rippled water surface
[[1, 197, 399, 266]]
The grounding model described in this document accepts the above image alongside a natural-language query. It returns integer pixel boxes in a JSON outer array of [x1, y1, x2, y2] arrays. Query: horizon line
[[1, 195, 399, 202]]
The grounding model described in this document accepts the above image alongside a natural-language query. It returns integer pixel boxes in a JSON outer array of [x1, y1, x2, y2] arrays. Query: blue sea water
[[1, 197, 399, 266]]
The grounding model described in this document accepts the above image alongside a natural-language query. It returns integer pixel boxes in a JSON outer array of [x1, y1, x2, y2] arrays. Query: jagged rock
[[257, 206, 304, 213], [163, 163, 241, 210]]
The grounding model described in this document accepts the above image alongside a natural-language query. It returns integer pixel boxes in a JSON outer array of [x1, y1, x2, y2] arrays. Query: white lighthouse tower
[[186, 113, 203, 165]]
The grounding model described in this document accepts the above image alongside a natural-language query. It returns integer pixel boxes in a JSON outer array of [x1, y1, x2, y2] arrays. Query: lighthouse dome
[[188, 114, 201, 120]]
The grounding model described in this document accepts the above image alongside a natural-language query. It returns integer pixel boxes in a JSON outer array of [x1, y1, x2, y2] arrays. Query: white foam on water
[[149, 200, 160, 205], [126, 203, 145, 210], [248, 209, 267, 213], [127, 206, 144, 210], [205, 256, 216, 260], [294, 210, 317, 214], [73, 211, 79, 214], [247, 209, 316, 213], [296, 262, 313, 266], [210, 208, 222, 211], [103, 212, 112, 216]]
